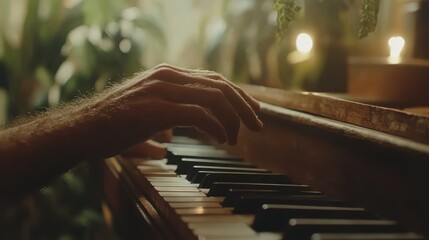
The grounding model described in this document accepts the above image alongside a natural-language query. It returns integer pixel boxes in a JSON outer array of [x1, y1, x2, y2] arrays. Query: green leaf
[[358, 0, 380, 39], [273, 0, 301, 40]]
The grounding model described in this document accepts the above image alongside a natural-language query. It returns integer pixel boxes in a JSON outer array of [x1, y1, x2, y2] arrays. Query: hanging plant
[[358, 0, 380, 38], [273, 0, 381, 40], [273, 0, 301, 40]]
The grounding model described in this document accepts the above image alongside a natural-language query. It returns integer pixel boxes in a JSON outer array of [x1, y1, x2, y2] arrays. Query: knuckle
[[184, 82, 204, 89], [209, 88, 224, 99], [154, 63, 173, 70], [148, 66, 176, 79], [143, 79, 164, 91], [207, 71, 223, 80], [216, 80, 228, 90]]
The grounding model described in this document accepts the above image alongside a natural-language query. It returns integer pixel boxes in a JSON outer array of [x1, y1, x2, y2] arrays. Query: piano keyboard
[[116, 136, 426, 240]]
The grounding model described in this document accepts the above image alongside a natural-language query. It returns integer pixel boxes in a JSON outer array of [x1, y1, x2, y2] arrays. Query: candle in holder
[[348, 34, 429, 108], [387, 36, 405, 64]]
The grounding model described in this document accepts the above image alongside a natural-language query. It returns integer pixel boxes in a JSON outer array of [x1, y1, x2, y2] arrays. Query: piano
[[100, 85, 429, 240]]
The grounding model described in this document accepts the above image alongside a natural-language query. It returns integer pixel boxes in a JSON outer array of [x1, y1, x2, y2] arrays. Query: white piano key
[[154, 186, 201, 192], [150, 182, 199, 187], [164, 197, 224, 203], [159, 191, 206, 197], [143, 172, 178, 177], [147, 177, 189, 182], [170, 202, 222, 208]]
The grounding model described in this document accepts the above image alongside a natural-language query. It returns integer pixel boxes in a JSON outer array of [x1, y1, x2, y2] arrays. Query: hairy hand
[[88, 64, 262, 157]]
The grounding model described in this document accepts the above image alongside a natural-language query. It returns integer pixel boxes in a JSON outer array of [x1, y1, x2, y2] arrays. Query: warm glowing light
[[388, 36, 405, 63], [296, 33, 313, 53]]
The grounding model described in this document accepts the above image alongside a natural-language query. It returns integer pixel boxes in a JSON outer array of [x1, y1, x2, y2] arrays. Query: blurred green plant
[[273, 0, 301, 40], [0, 0, 166, 118], [0, 0, 166, 239], [358, 0, 380, 39]]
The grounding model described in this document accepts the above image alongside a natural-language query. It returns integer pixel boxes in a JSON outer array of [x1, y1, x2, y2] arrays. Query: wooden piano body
[[101, 85, 429, 239]]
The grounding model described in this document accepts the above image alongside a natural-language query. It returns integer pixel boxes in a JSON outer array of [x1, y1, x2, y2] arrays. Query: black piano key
[[252, 204, 375, 232], [175, 159, 255, 174], [166, 148, 241, 164], [233, 195, 347, 214], [311, 232, 426, 240], [165, 151, 183, 164], [207, 182, 310, 197], [222, 189, 322, 207], [284, 218, 404, 240], [198, 172, 292, 188], [186, 166, 270, 181]]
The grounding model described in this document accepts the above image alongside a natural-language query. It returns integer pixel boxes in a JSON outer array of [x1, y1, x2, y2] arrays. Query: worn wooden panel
[[241, 84, 429, 144]]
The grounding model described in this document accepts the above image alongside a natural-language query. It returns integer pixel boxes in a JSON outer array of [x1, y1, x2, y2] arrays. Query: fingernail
[[257, 118, 264, 129]]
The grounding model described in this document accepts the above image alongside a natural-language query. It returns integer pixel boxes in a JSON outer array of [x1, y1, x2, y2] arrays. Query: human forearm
[[0, 64, 263, 201], [0, 100, 114, 198]]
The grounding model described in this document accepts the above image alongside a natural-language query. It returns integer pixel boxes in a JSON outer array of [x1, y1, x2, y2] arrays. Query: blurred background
[[1, 0, 428, 239]]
